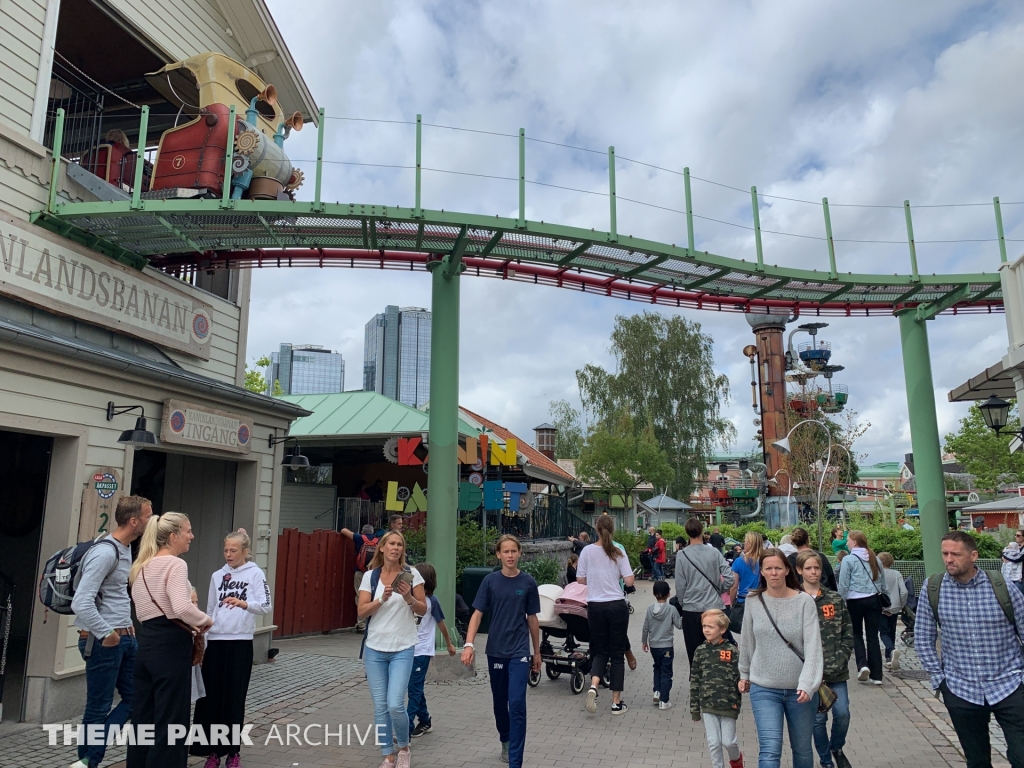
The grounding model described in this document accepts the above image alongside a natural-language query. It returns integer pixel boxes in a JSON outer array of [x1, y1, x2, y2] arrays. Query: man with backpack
[[674, 518, 735, 665], [341, 524, 380, 632], [69, 495, 152, 768], [916, 530, 1024, 768]]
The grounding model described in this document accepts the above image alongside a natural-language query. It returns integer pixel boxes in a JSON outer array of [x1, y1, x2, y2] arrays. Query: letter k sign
[[397, 437, 422, 465]]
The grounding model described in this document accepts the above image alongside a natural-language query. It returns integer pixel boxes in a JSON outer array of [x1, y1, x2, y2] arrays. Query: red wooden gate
[[273, 528, 357, 637]]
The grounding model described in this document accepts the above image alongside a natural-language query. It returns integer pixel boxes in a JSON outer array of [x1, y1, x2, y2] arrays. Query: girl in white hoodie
[[191, 529, 272, 768]]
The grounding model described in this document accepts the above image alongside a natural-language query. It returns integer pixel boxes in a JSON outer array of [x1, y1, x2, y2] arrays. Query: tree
[[243, 355, 284, 396], [576, 312, 735, 499], [944, 403, 1024, 489], [575, 410, 674, 507], [548, 399, 584, 459]]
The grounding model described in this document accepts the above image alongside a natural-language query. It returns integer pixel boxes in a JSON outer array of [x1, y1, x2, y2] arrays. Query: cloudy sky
[[254, 0, 1024, 465]]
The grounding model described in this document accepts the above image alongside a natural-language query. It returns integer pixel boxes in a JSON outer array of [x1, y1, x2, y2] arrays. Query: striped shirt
[[131, 556, 211, 627], [915, 568, 1024, 705]]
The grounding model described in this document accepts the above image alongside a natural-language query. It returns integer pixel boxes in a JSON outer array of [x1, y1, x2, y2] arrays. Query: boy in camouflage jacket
[[796, 550, 854, 768], [690, 609, 743, 768]]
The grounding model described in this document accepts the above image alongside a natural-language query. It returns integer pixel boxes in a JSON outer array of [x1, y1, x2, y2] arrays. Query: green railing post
[[904, 200, 919, 281], [415, 114, 422, 217], [608, 146, 617, 241], [994, 196, 1008, 264], [130, 106, 149, 210], [314, 107, 325, 210], [684, 166, 694, 255], [518, 128, 526, 228], [47, 107, 66, 213], [425, 255, 461, 633], [823, 197, 837, 279], [751, 186, 764, 271], [221, 105, 236, 207]]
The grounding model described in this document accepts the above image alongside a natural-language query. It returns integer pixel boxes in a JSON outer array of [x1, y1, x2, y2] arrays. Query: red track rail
[[155, 248, 1006, 317]]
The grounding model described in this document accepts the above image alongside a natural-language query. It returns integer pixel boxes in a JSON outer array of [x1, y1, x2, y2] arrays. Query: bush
[[520, 557, 561, 586], [403, 520, 497, 593], [612, 531, 643, 569]]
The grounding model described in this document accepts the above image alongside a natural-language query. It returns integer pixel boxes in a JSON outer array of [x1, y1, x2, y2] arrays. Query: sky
[[254, 0, 1024, 466]]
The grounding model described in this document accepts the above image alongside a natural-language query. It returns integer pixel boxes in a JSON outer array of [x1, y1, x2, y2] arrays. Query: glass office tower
[[269, 344, 344, 395], [363, 306, 431, 407]]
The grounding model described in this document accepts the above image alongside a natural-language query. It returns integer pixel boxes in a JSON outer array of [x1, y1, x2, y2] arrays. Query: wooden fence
[[273, 528, 357, 637]]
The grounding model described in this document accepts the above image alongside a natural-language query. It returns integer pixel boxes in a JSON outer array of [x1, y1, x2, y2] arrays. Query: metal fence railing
[[825, 558, 1005, 592], [338, 497, 387, 533]]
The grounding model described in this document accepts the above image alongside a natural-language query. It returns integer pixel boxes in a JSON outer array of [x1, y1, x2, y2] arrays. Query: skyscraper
[[363, 306, 431, 407], [269, 344, 345, 395]]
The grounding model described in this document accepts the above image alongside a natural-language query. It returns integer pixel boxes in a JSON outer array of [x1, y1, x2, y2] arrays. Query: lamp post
[[773, 420, 832, 549]]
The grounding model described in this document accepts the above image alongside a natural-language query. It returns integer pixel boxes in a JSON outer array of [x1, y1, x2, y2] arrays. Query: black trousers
[[126, 617, 193, 768], [681, 611, 705, 666], [588, 600, 629, 692], [190, 639, 254, 757], [846, 595, 883, 681], [941, 682, 1024, 768]]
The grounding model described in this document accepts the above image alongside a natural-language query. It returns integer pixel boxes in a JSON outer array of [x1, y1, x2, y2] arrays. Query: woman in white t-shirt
[[358, 531, 427, 768], [577, 515, 635, 715]]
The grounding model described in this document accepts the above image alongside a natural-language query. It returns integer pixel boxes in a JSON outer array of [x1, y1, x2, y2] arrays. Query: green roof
[[858, 461, 902, 478], [280, 391, 481, 438]]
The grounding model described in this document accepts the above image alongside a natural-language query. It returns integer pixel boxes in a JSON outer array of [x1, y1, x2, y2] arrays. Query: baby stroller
[[899, 576, 917, 648], [528, 583, 610, 695], [638, 549, 654, 580]]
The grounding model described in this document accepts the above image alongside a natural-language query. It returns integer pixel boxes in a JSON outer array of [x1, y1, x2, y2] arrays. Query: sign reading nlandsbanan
[[161, 399, 253, 454], [0, 212, 213, 359]]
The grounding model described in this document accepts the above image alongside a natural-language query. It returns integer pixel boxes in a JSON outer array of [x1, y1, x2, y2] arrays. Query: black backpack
[[38, 537, 119, 615]]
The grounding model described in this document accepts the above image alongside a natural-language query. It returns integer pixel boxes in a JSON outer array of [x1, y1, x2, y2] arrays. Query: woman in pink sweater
[[127, 512, 213, 768]]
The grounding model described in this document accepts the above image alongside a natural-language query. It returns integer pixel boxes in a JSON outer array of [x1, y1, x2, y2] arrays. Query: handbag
[[853, 556, 891, 609], [756, 594, 835, 713], [728, 601, 745, 635], [141, 568, 206, 666]]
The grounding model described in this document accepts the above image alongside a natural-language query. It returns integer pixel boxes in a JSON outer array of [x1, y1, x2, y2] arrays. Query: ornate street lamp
[[773, 420, 832, 548], [978, 395, 1012, 434]]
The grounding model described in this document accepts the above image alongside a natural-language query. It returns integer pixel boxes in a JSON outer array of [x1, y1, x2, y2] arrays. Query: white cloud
[[256, 0, 1024, 464]]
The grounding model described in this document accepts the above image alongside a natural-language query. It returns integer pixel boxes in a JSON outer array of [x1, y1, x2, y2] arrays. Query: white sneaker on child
[[653, 692, 660, 705], [658, 701, 673, 710]]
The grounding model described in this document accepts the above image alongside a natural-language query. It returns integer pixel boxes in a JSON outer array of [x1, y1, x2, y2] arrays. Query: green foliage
[[519, 557, 562, 586], [576, 410, 674, 502], [576, 312, 735, 500], [612, 530, 643, 569], [548, 399, 584, 460], [944, 403, 1024, 489], [243, 355, 270, 393], [404, 519, 497, 592]]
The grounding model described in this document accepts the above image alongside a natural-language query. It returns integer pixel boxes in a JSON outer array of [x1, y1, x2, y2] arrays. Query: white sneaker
[[658, 701, 673, 710], [871, 679, 883, 686], [889, 649, 901, 671], [586, 686, 598, 713], [70, 762, 90, 768], [653, 692, 660, 705], [857, 667, 870, 682]]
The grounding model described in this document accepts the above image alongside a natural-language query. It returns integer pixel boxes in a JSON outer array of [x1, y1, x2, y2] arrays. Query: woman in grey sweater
[[739, 550, 823, 768]]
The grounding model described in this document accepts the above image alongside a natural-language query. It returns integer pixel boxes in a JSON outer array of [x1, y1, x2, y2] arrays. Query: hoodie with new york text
[[205, 561, 272, 641]]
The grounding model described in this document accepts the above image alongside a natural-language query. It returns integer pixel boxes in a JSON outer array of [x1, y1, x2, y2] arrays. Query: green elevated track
[[30, 106, 1011, 623]]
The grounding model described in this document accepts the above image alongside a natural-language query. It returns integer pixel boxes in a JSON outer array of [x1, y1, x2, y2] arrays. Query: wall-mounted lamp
[[269, 434, 310, 469], [106, 402, 159, 447]]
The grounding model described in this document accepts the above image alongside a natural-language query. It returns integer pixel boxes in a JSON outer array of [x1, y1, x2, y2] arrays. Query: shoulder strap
[[927, 574, 942, 627], [140, 563, 196, 634], [359, 568, 383, 660], [681, 548, 722, 593], [853, 556, 883, 596], [987, 572, 1021, 643], [757, 593, 804, 662], [95, 538, 121, 582]]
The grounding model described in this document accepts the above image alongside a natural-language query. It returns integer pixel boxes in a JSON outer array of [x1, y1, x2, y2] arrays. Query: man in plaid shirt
[[916, 530, 1024, 768]]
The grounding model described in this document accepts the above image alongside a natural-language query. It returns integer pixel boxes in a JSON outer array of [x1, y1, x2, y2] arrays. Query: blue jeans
[[407, 655, 432, 729], [77, 633, 137, 767], [748, 683, 817, 768], [488, 656, 529, 768], [364, 646, 415, 755], [652, 562, 665, 581], [650, 646, 673, 702], [813, 681, 850, 766]]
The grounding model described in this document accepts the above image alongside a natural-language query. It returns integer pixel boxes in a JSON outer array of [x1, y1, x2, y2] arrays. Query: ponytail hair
[[742, 531, 764, 568], [224, 528, 252, 561], [596, 515, 621, 559], [847, 530, 880, 580], [130, 512, 190, 584]]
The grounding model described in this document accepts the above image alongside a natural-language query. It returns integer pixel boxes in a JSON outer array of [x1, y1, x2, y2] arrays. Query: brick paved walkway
[[1, 582, 1011, 768]]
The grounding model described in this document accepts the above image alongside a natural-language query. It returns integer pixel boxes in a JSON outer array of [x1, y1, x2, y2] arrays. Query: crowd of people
[[68, 498, 1024, 768], [69, 496, 271, 768]]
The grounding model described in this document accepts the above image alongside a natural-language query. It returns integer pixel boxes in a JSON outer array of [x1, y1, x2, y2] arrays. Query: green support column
[[897, 309, 948, 576], [426, 254, 462, 635]]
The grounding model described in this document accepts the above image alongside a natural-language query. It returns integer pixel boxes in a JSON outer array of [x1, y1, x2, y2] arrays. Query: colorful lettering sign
[[394, 435, 517, 467]]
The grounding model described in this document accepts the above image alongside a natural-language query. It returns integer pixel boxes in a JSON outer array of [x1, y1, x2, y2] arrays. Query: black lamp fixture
[[269, 434, 310, 469], [106, 402, 159, 447], [978, 394, 1013, 435]]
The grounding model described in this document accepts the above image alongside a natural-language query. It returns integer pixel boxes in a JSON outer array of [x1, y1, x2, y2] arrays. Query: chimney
[[534, 423, 557, 460]]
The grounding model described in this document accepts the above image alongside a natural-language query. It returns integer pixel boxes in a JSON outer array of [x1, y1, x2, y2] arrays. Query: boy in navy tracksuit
[[461, 535, 541, 767]]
